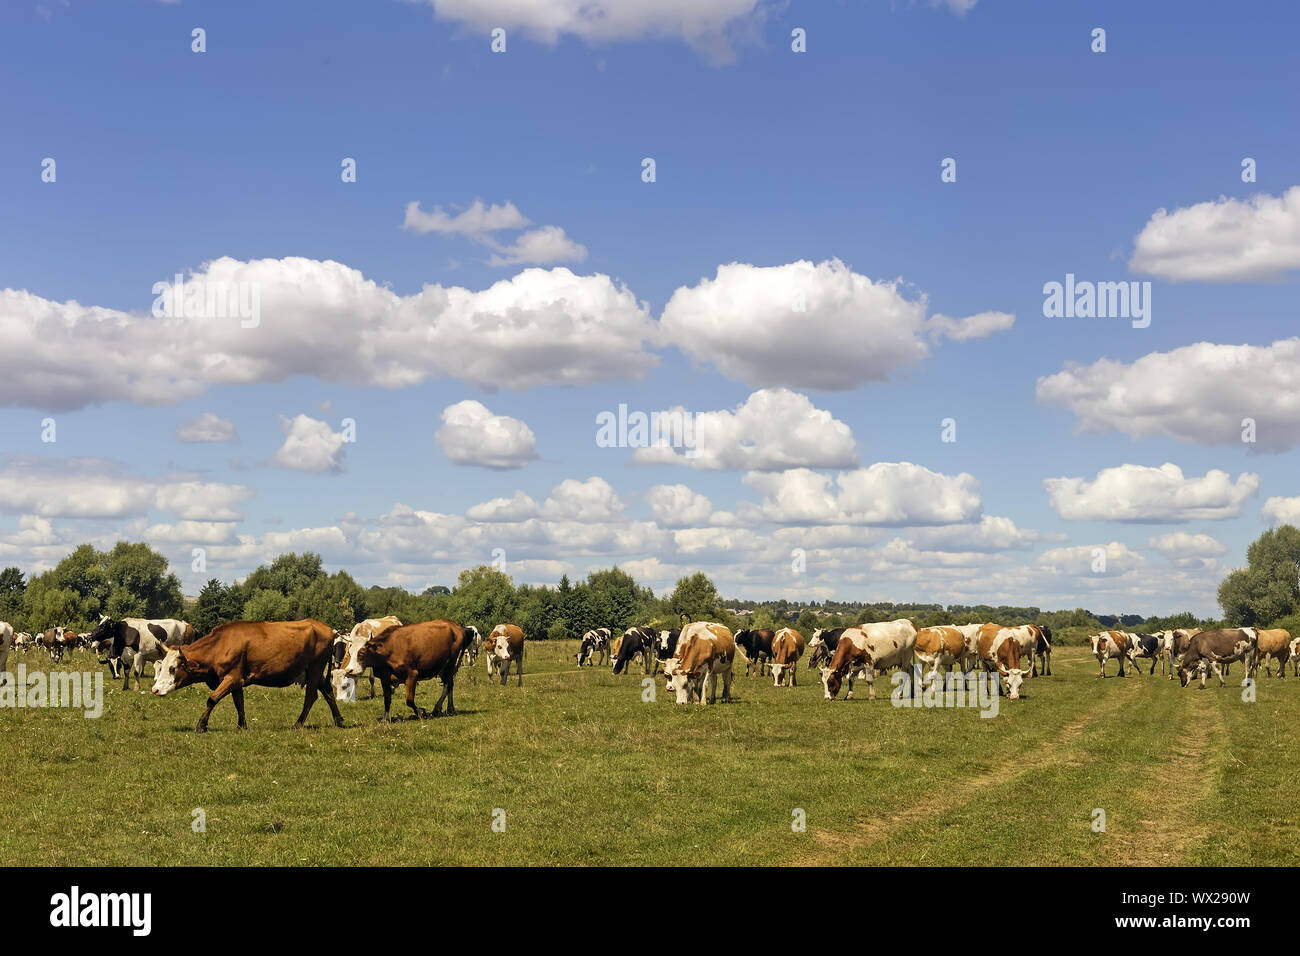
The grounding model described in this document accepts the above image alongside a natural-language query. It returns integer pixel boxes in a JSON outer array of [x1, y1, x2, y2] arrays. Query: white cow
[[664, 622, 735, 705]]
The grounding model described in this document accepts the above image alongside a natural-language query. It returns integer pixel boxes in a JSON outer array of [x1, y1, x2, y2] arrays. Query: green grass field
[[2, 638, 1297, 866]]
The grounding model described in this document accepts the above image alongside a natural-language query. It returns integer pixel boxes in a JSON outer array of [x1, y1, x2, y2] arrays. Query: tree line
[[2, 525, 1297, 641]]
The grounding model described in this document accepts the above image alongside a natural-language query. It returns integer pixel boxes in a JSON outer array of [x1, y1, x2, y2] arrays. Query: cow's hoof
[[292, 721, 305, 729], [194, 724, 208, 734], [236, 723, 248, 731], [333, 718, 345, 728]]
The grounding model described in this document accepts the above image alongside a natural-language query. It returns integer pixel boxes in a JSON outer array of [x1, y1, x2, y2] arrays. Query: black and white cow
[[805, 627, 846, 671], [653, 628, 680, 675], [1177, 628, 1259, 688], [576, 628, 611, 667], [88, 616, 193, 691], [1130, 633, 1163, 675], [612, 626, 656, 675]]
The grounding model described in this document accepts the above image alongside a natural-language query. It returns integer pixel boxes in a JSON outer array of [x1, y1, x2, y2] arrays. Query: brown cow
[[347, 619, 469, 721], [486, 623, 524, 686], [1254, 628, 1292, 678], [770, 628, 804, 686], [1090, 630, 1138, 677], [1164, 628, 1201, 680], [41, 627, 66, 663], [151, 619, 343, 733]]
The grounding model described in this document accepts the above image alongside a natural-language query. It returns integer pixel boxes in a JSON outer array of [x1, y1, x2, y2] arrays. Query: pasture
[[2, 638, 1297, 866]]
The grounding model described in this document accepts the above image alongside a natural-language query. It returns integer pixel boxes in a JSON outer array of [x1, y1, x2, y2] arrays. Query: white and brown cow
[[975, 623, 1028, 700], [329, 616, 403, 701], [664, 622, 735, 705], [1178, 628, 1259, 688], [769, 627, 804, 687], [1253, 628, 1292, 678], [1090, 630, 1139, 678], [914, 626, 968, 683], [486, 623, 524, 686], [820, 619, 917, 701]]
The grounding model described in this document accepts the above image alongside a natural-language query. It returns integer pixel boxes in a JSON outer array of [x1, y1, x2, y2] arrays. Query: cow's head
[[821, 666, 843, 700], [347, 638, 379, 678], [1002, 667, 1024, 700], [152, 647, 199, 695], [662, 657, 697, 704]]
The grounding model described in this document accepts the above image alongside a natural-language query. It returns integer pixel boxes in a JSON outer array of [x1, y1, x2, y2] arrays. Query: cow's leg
[[317, 661, 344, 727], [517, 650, 523, 687], [231, 687, 248, 729], [722, 665, 733, 702], [791, 662, 797, 686], [379, 676, 394, 722], [367, 674, 376, 698], [196, 673, 240, 733], [294, 669, 324, 729], [405, 672, 426, 720], [865, 668, 878, 701], [121, 648, 134, 691], [434, 671, 456, 716]]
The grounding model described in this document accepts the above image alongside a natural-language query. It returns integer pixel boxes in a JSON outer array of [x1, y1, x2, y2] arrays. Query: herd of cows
[[0, 614, 1295, 731]]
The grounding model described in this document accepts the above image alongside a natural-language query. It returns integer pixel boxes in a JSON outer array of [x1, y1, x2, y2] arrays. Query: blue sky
[[2, 0, 1299, 616]]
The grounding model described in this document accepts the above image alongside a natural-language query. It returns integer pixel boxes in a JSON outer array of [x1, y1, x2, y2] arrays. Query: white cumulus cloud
[[436, 400, 539, 469], [271, 415, 347, 474], [1044, 463, 1259, 523]]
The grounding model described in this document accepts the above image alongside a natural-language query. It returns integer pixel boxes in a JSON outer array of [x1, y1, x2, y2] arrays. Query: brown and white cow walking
[[769, 627, 804, 686], [820, 619, 917, 701], [1090, 630, 1139, 678], [664, 622, 735, 705], [345, 619, 470, 721], [486, 623, 524, 686], [152, 619, 343, 733]]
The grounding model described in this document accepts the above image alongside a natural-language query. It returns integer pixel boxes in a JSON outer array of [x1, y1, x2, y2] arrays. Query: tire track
[[800, 673, 1143, 865]]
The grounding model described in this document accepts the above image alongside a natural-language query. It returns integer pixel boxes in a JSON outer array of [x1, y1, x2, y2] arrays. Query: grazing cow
[[576, 628, 611, 667], [88, 616, 192, 691], [460, 625, 484, 668], [613, 626, 656, 675], [15, 632, 33, 651], [1178, 628, 1259, 688], [770, 628, 805, 686], [664, 622, 735, 705], [806, 627, 846, 671], [486, 623, 524, 686], [975, 624, 1027, 700], [653, 628, 680, 675], [151, 619, 343, 733], [40, 627, 66, 663], [914, 626, 968, 683], [1130, 633, 1164, 675], [821, 620, 918, 701], [1291, 635, 1300, 678], [328, 616, 403, 700], [1254, 628, 1292, 678], [1090, 630, 1139, 678], [344, 619, 470, 721], [734, 628, 776, 677], [984, 624, 1048, 678], [0, 621, 12, 686], [1163, 628, 1201, 680]]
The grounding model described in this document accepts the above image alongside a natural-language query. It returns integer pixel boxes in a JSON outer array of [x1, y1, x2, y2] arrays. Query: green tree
[[1218, 525, 1300, 625], [669, 572, 723, 623], [448, 565, 518, 632], [192, 578, 244, 635], [0, 566, 25, 628]]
